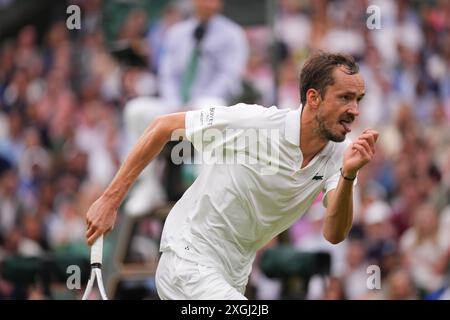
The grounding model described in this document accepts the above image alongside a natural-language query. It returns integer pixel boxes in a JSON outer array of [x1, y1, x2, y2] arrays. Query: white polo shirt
[[159, 103, 352, 287]]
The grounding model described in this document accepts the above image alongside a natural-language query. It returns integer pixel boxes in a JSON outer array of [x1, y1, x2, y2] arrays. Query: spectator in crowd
[[400, 203, 450, 296], [341, 238, 371, 299], [383, 269, 418, 300]]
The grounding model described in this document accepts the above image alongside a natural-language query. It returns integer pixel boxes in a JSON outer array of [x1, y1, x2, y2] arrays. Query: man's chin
[[326, 131, 346, 143], [331, 135, 346, 143], [318, 124, 346, 142]]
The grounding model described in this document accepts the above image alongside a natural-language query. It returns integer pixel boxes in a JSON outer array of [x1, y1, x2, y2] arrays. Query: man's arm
[[322, 178, 355, 244], [86, 112, 186, 245], [323, 129, 378, 244]]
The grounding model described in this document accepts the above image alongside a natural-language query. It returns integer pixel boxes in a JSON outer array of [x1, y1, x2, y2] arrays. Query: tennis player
[[86, 52, 378, 299]]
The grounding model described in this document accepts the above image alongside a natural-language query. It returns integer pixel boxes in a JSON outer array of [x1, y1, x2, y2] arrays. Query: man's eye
[[341, 96, 350, 102]]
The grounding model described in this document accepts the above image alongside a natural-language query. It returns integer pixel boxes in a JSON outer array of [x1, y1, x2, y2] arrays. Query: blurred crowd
[[1, 0, 450, 300]]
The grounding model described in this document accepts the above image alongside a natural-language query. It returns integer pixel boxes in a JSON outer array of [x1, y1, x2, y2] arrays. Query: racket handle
[[91, 235, 103, 265]]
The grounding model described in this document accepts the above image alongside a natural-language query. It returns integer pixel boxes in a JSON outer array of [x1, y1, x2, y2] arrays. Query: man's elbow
[[323, 232, 346, 245], [153, 113, 185, 142], [152, 116, 172, 142]]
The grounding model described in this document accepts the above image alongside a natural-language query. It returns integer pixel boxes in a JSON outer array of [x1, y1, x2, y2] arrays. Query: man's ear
[[306, 89, 321, 109]]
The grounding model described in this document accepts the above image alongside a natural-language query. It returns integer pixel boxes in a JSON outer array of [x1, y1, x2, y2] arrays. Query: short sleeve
[[322, 171, 340, 207], [322, 170, 358, 207], [185, 103, 283, 152]]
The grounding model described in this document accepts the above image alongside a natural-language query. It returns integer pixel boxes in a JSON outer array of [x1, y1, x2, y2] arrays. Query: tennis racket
[[82, 235, 108, 300]]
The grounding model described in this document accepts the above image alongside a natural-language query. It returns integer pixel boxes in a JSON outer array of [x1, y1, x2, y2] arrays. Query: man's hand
[[86, 196, 118, 245], [342, 129, 379, 177]]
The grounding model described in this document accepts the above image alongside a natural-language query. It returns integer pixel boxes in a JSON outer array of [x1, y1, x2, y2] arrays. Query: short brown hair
[[299, 52, 359, 105]]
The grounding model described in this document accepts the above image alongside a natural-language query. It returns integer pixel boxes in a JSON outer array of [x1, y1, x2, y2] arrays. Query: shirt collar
[[319, 141, 334, 157], [284, 106, 301, 146], [192, 15, 220, 27], [284, 104, 335, 157]]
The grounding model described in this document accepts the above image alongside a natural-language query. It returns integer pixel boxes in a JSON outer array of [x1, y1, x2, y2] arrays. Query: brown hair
[[299, 52, 359, 105]]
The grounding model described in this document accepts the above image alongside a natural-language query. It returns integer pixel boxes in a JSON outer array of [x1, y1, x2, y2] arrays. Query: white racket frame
[[82, 235, 108, 300]]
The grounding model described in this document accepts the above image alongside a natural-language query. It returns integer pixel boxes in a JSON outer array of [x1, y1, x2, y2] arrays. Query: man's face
[[193, 0, 223, 21], [315, 67, 365, 142]]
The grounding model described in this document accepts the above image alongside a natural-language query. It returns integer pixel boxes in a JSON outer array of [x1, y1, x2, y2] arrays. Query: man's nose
[[348, 102, 360, 117]]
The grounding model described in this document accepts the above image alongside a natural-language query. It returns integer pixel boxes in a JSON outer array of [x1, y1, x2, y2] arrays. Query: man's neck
[[195, 14, 216, 23], [299, 107, 328, 168]]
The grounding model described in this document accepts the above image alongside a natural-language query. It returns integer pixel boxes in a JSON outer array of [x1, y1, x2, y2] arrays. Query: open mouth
[[339, 119, 352, 133]]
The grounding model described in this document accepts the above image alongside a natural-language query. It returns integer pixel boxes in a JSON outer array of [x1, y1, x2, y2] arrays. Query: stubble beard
[[315, 112, 346, 143]]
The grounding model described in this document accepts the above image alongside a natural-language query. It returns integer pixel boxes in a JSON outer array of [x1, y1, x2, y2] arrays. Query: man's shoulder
[[228, 103, 288, 116], [213, 15, 246, 36], [166, 18, 195, 38], [206, 103, 288, 129], [229, 102, 268, 110]]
